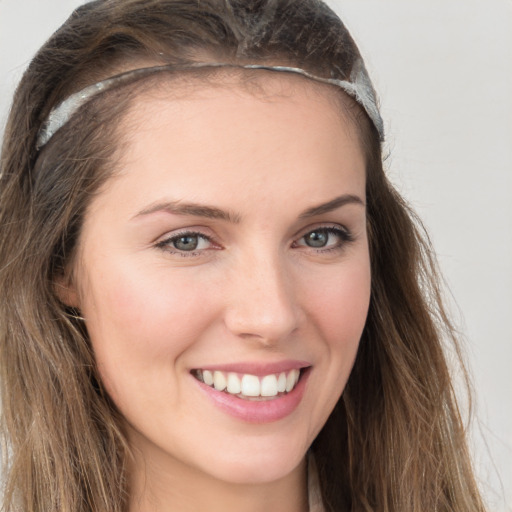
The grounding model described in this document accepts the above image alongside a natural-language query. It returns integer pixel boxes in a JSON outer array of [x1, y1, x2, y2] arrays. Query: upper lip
[[192, 360, 311, 376]]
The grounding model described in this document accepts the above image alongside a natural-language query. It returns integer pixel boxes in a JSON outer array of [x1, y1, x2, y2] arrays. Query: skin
[[63, 75, 371, 512]]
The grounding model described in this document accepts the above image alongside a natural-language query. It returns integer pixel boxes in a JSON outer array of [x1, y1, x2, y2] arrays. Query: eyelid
[[294, 223, 351, 239], [154, 228, 221, 255], [292, 224, 354, 250], [153, 224, 216, 244], [153, 223, 354, 257]]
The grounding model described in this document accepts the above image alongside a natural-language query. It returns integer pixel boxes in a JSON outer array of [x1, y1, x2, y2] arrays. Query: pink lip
[[195, 360, 311, 376], [193, 367, 311, 424]]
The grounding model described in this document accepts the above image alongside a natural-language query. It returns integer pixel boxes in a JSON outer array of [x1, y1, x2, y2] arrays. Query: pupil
[[174, 235, 198, 251], [306, 231, 328, 248]]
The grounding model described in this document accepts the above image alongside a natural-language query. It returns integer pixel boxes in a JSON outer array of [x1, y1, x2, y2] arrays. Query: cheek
[[77, 258, 218, 395], [301, 256, 371, 348], [295, 255, 370, 437]]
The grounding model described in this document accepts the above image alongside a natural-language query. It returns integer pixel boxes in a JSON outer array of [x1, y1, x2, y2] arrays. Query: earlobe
[[54, 275, 80, 309]]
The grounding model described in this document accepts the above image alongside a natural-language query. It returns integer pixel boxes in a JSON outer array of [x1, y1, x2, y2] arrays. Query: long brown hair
[[0, 1, 486, 510]]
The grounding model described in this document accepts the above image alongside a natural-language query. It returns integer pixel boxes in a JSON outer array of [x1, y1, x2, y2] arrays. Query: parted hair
[[0, 1, 486, 511]]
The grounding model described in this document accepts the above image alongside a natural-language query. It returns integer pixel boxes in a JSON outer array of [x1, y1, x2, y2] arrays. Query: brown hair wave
[[0, 1, 486, 511]]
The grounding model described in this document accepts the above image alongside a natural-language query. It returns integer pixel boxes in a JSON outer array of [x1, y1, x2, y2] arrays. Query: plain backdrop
[[1, 0, 511, 510]]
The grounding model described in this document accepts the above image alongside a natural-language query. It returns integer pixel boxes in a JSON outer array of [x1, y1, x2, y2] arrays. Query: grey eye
[[156, 231, 214, 255], [173, 235, 200, 251], [304, 230, 329, 248], [296, 227, 352, 251]]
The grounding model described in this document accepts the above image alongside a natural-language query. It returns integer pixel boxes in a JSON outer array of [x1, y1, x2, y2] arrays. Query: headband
[[36, 61, 384, 150]]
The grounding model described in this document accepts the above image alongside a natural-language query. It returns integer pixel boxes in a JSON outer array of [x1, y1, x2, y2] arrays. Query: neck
[[127, 438, 309, 512]]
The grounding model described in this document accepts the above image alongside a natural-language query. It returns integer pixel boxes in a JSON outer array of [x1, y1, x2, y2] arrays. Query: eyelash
[[292, 226, 354, 253], [155, 230, 216, 257], [155, 225, 354, 257]]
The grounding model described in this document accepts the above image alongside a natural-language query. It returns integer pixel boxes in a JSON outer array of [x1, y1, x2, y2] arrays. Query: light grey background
[[1, 0, 511, 510]]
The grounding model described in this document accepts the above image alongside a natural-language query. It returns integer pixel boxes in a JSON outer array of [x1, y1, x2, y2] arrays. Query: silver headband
[[36, 61, 384, 150]]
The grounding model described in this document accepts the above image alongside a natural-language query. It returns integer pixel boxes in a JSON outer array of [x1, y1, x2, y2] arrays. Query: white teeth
[[196, 368, 303, 398], [241, 374, 260, 397], [277, 372, 287, 392], [213, 371, 227, 391], [286, 369, 299, 392], [203, 370, 214, 386], [227, 372, 241, 394], [261, 374, 278, 397]]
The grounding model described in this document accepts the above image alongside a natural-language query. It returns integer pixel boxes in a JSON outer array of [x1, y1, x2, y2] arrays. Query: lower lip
[[194, 368, 310, 423]]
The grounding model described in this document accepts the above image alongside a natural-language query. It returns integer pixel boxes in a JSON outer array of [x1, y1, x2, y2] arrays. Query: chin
[[215, 452, 306, 486], [198, 431, 310, 485]]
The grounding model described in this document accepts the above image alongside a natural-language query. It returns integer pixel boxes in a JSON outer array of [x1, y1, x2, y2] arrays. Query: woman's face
[[68, 76, 370, 486]]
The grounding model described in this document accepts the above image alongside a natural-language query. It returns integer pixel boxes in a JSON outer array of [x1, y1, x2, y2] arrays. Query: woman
[[0, 1, 487, 511]]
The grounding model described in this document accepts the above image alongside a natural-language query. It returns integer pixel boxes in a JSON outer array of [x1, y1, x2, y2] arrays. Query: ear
[[54, 273, 80, 309]]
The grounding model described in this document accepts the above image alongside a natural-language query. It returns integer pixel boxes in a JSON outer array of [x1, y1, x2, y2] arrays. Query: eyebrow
[[134, 201, 241, 223], [133, 194, 364, 222], [298, 194, 365, 218]]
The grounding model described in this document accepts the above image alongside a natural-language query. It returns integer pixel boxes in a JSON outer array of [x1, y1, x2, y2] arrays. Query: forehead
[[93, 72, 367, 219], [117, 69, 363, 148]]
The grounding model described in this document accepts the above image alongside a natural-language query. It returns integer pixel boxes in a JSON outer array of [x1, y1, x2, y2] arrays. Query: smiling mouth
[[192, 368, 304, 401]]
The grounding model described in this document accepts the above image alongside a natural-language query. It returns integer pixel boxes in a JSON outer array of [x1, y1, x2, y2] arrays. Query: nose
[[223, 251, 301, 345]]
